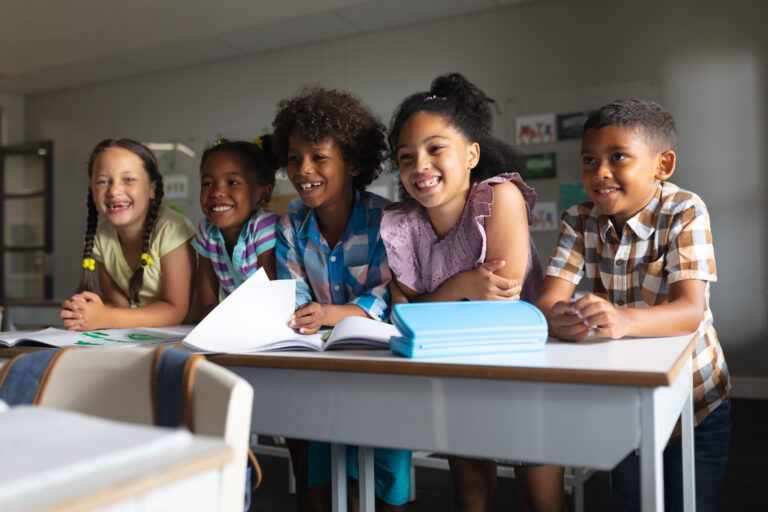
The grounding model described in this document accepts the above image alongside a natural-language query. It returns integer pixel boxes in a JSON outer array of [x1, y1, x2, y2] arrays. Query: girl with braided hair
[[60, 139, 196, 330], [381, 73, 565, 511]]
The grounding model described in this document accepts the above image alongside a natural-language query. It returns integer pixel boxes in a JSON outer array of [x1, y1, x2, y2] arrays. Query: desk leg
[[640, 390, 664, 512], [359, 446, 375, 511], [681, 386, 696, 512], [331, 444, 347, 512]]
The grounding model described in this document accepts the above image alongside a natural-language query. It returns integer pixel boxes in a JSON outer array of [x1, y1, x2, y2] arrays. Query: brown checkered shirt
[[546, 182, 730, 424]]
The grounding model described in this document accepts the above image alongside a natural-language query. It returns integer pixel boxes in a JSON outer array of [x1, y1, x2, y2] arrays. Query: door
[[0, 141, 53, 302]]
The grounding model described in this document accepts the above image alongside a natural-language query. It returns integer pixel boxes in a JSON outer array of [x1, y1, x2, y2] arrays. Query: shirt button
[[616, 259, 625, 266], [334, 285, 340, 291], [330, 256, 337, 262], [617, 299, 625, 307]]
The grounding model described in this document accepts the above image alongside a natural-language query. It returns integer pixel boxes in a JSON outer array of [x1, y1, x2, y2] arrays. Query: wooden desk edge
[[209, 349, 691, 388], [2, 333, 699, 388], [42, 444, 232, 512]]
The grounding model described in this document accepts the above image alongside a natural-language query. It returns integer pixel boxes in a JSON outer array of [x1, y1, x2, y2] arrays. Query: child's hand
[[570, 293, 629, 339], [61, 291, 108, 331], [460, 260, 521, 301], [289, 302, 326, 334], [548, 300, 593, 341], [60, 294, 86, 330]]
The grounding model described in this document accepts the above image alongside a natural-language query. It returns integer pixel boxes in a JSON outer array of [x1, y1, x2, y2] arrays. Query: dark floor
[[252, 398, 768, 511]]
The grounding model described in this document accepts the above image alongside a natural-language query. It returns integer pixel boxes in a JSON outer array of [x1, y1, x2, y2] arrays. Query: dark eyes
[[582, 154, 627, 165]]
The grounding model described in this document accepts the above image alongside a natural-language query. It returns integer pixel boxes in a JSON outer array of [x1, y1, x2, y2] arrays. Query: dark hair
[[199, 135, 278, 188], [583, 98, 678, 152], [76, 138, 164, 304], [272, 86, 387, 190], [388, 73, 526, 198]]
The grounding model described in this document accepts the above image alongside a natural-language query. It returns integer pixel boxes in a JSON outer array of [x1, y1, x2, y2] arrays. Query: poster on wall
[[524, 152, 557, 180], [556, 111, 591, 140], [515, 113, 556, 145], [559, 181, 591, 211], [530, 201, 559, 232]]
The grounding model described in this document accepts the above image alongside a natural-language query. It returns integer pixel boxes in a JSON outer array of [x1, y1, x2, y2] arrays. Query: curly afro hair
[[272, 85, 387, 190]]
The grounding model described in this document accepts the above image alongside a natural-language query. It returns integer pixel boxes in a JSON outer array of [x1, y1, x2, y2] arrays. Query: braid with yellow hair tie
[[82, 258, 95, 271], [139, 253, 153, 268]]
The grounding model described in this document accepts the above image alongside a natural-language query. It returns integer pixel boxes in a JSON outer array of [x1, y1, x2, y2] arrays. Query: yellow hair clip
[[82, 258, 95, 271], [213, 139, 223, 147], [252, 137, 263, 149], [140, 253, 153, 268]]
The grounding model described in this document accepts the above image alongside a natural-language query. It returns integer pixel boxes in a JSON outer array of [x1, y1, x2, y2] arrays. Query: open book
[[0, 327, 187, 349], [183, 269, 400, 353]]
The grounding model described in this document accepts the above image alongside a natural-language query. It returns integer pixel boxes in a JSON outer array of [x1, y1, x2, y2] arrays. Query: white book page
[[325, 316, 401, 349], [183, 268, 322, 353], [0, 327, 185, 348]]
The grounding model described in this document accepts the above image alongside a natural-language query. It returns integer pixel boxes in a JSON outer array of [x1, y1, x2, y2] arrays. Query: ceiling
[[0, 0, 536, 96]]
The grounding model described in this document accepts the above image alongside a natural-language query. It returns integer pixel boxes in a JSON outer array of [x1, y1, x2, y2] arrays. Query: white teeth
[[108, 202, 129, 210], [211, 205, 233, 212], [299, 182, 322, 191], [598, 188, 617, 194], [415, 177, 440, 189]]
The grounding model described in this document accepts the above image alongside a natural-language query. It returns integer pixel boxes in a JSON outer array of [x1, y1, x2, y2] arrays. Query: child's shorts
[[307, 441, 412, 506]]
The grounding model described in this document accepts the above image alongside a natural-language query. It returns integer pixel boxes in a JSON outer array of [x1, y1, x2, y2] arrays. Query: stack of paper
[[389, 300, 548, 358]]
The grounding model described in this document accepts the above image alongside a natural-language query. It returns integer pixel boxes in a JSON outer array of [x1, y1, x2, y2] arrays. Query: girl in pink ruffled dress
[[381, 73, 566, 512]]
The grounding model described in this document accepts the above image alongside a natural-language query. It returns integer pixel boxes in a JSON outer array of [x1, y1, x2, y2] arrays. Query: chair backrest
[[36, 347, 253, 512]]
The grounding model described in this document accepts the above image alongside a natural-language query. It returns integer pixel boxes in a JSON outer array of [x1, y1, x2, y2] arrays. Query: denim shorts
[[610, 397, 731, 512], [307, 441, 412, 506]]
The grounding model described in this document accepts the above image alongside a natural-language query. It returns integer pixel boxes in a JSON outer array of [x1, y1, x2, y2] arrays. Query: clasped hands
[[548, 293, 629, 341], [60, 291, 108, 331]]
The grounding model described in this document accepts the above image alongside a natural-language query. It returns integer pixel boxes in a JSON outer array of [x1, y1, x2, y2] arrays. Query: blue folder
[[389, 300, 548, 358]]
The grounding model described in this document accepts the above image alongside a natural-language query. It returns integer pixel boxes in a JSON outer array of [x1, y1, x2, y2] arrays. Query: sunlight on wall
[[662, 49, 767, 367]]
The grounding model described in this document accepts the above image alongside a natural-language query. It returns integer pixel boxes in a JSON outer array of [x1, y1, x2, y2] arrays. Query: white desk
[[0, 406, 231, 512], [211, 334, 697, 512]]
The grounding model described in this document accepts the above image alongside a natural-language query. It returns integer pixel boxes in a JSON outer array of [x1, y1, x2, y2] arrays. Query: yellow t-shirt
[[92, 206, 195, 307]]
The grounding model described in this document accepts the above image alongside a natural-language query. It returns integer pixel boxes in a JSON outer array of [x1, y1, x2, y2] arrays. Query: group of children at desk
[[57, 73, 730, 512]]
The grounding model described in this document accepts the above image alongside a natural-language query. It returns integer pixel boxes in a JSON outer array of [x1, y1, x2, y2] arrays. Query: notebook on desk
[[389, 300, 548, 358]]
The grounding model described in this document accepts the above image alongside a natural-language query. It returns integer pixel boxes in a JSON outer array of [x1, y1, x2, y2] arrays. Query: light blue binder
[[389, 300, 548, 358]]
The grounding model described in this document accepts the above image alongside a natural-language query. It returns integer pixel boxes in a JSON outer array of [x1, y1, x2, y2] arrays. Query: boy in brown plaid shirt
[[536, 99, 730, 511]]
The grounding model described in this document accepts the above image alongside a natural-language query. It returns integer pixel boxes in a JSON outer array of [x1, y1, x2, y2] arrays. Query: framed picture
[[530, 201, 559, 232], [525, 152, 557, 180], [515, 113, 557, 145], [560, 181, 591, 211], [556, 111, 591, 141]]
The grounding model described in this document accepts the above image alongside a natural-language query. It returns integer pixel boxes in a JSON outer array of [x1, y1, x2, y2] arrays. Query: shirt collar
[[594, 184, 662, 242], [296, 189, 364, 245]]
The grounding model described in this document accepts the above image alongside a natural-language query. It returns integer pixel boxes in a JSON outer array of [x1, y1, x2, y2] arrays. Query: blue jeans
[[610, 397, 731, 512]]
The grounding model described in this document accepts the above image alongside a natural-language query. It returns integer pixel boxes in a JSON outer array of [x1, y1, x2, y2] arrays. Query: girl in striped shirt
[[192, 137, 280, 319]]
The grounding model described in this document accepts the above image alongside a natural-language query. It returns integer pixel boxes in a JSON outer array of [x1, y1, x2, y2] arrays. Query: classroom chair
[[2, 347, 254, 512]]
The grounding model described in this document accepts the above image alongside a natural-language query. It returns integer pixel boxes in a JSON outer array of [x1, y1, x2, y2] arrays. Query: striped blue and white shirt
[[192, 208, 279, 297]]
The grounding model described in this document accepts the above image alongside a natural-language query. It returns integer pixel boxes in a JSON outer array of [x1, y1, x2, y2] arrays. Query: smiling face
[[285, 134, 357, 211], [90, 147, 155, 234], [581, 125, 675, 231], [200, 150, 271, 244], [395, 111, 479, 215]]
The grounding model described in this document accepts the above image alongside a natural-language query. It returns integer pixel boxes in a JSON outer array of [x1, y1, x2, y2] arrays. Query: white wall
[[24, 0, 768, 381], [0, 91, 24, 144]]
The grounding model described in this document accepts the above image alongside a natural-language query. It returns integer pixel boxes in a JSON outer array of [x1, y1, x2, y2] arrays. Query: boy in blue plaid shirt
[[272, 86, 410, 511]]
